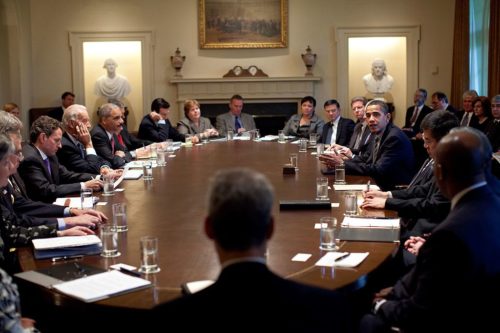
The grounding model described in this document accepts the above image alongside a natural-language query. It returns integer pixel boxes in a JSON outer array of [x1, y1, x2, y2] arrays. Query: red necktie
[[117, 133, 125, 147]]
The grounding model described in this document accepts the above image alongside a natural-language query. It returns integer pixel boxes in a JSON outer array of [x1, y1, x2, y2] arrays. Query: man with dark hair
[[151, 168, 350, 332], [19, 116, 101, 203], [215, 94, 256, 136], [320, 99, 354, 146], [320, 100, 415, 190], [361, 128, 500, 332], [431, 91, 457, 115], [48, 91, 75, 121]]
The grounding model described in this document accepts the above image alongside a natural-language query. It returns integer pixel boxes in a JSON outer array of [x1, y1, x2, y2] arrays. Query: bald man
[[361, 128, 500, 332]]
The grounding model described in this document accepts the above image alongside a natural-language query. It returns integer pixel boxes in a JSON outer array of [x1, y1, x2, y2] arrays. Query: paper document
[[181, 280, 215, 294], [333, 184, 380, 191], [315, 252, 369, 268], [123, 169, 143, 180], [342, 216, 400, 228], [32, 235, 101, 250], [54, 197, 98, 207], [52, 270, 151, 302]]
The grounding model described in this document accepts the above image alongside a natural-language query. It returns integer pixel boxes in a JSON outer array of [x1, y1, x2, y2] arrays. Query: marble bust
[[94, 58, 131, 100], [362, 58, 394, 94]]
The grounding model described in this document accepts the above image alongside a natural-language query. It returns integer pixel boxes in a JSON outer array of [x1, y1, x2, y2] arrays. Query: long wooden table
[[17, 140, 398, 330]]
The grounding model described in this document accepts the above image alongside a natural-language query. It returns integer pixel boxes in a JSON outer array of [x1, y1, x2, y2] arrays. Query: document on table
[[52, 270, 151, 302], [341, 216, 400, 228], [333, 184, 380, 191], [315, 252, 369, 268], [32, 235, 102, 250], [54, 197, 98, 207]]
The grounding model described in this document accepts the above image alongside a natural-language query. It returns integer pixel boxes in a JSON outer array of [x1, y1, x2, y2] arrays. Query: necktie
[[410, 106, 419, 126], [461, 113, 470, 126], [76, 142, 85, 158], [330, 122, 337, 145], [235, 117, 242, 132], [408, 158, 433, 187], [372, 136, 381, 164], [117, 133, 125, 147], [43, 158, 52, 176], [353, 124, 366, 150], [110, 136, 115, 154], [8, 177, 22, 197]]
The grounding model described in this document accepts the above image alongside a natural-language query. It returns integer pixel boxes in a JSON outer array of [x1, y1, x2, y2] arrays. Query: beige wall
[[2, 0, 455, 131]]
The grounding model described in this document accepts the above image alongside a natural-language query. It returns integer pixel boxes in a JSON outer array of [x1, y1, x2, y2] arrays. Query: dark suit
[[137, 115, 184, 142], [121, 124, 151, 150], [47, 107, 64, 121], [403, 104, 433, 137], [320, 117, 355, 146], [18, 144, 93, 203], [151, 262, 350, 332], [57, 132, 109, 174], [344, 123, 415, 191], [361, 185, 500, 332], [91, 124, 132, 168], [348, 121, 373, 155]]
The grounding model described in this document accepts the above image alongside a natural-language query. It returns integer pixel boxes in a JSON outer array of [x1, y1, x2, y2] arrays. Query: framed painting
[[199, 0, 288, 49]]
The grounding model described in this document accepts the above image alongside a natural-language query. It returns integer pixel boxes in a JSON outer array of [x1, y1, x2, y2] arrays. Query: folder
[[279, 200, 331, 210]]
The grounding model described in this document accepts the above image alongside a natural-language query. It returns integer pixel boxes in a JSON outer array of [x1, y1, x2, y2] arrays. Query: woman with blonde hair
[[177, 99, 219, 140]]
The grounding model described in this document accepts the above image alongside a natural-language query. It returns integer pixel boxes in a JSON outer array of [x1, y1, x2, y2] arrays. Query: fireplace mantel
[[170, 76, 321, 103]]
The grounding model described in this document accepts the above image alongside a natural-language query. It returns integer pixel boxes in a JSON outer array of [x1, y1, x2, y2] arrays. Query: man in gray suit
[[215, 94, 256, 136]]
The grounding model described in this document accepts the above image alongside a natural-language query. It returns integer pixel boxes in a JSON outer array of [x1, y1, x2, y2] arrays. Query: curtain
[[451, 0, 470, 108], [470, 0, 490, 95], [488, 0, 500, 96]]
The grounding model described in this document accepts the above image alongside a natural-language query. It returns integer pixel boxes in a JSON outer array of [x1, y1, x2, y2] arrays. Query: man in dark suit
[[108, 99, 153, 149], [347, 96, 372, 155], [18, 116, 102, 203], [137, 98, 187, 143], [362, 111, 459, 241], [57, 104, 121, 177], [430, 91, 458, 115], [91, 103, 135, 168], [320, 100, 415, 190], [215, 94, 256, 136], [360, 128, 500, 332], [402, 88, 433, 138], [151, 168, 350, 332], [320, 99, 355, 146], [48, 91, 75, 121]]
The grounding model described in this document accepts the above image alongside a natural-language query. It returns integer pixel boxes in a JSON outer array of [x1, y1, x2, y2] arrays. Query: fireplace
[[200, 102, 297, 136], [170, 76, 321, 136]]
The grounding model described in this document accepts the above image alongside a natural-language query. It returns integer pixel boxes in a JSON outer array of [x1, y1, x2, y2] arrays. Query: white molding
[[68, 30, 155, 116], [336, 26, 420, 114]]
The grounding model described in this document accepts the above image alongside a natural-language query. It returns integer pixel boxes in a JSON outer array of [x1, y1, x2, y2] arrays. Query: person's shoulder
[[216, 112, 231, 119]]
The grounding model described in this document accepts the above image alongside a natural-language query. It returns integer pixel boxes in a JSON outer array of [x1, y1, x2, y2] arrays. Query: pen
[[366, 180, 371, 191], [334, 253, 350, 262], [51, 255, 83, 262], [119, 267, 141, 277]]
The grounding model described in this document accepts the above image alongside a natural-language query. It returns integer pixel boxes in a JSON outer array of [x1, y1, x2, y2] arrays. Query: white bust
[[362, 59, 394, 94], [94, 58, 131, 100]]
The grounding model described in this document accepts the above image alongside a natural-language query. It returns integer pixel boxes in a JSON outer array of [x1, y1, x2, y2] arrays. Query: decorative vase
[[171, 48, 186, 77], [301, 45, 317, 76]]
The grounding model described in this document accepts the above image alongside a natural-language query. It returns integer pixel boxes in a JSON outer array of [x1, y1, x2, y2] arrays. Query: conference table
[[17, 139, 398, 331]]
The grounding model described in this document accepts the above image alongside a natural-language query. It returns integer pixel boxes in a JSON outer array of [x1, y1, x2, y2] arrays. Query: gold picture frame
[[199, 0, 288, 49]]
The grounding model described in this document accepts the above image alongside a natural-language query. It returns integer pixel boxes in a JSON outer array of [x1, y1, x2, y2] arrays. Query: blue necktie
[[43, 158, 52, 176], [235, 117, 242, 132]]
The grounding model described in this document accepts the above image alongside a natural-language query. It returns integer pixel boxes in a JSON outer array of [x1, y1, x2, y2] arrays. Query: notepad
[[315, 252, 369, 268], [341, 216, 400, 228], [123, 169, 143, 180], [52, 270, 152, 302], [333, 184, 380, 191], [32, 235, 102, 250], [54, 197, 98, 207]]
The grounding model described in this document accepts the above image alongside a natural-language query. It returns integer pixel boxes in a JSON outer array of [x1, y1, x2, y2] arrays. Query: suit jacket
[[137, 115, 184, 142], [91, 124, 132, 168], [403, 104, 433, 137], [18, 144, 93, 203], [177, 117, 215, 137], [373, 185, 500, 332], [345, 123, 415, 191], [120, 124, 151, 150], [8, 175, 66, 218], [348, 121, 373, 155], [487, 120, 500, 152], [282, 113, 325, 138], [57, 132, 109, 174], [215, 112, 256, 136], [47, 107, 64, 121], [150, 262, 350, 332], [320, 117, 355, 146]]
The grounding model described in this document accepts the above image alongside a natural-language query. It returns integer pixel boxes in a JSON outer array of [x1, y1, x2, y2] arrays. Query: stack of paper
[[32, 235, 102, 260], [52, 270, 151, 302], [54, 197, 98, 207], [341, 216, 399, 228], [333, 184, 380, 191]]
